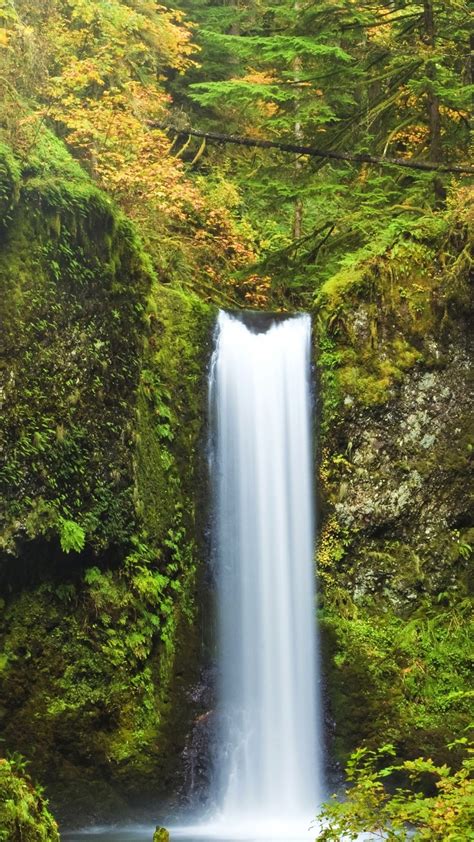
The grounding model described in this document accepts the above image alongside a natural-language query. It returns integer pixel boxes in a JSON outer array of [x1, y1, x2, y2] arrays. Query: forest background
[[1, 0, 472, 304]]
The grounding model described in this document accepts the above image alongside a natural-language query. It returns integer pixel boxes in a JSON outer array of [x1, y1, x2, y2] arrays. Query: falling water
[[61, 310, 323, 842], [208, 310, 323, 838]]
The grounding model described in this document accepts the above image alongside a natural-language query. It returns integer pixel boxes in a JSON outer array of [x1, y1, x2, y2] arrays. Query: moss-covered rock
[[0, 134, 215, 823], [0, 757, 59, 841], [314, 191, 473, 769], [0, 135, 152, 555]]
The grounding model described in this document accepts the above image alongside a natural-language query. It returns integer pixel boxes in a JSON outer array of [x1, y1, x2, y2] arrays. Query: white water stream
[[207, 310, 324, 837], [64, 310, 325, 842]]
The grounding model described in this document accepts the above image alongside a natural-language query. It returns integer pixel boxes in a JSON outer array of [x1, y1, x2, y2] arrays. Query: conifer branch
[[152, 122, 474, 174]]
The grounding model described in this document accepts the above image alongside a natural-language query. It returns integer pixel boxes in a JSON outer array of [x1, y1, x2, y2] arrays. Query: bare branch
[[151, 122, 474, 174]]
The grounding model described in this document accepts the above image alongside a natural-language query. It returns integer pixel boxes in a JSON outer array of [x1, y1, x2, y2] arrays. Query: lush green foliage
[[320, 597, 473, 765], [313, 185, 472, 428], [0, 756, 59, 841], [0, 135, 151, 553], [315, 742, 474, 840], [2, 0, 472, 304], [0, 134, 213, 816], [167, 0, 472, 304], [0, 0, 257, 302]]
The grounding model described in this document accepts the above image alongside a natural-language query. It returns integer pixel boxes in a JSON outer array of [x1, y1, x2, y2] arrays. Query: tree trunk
[[292, 0, 303, 240], [423, 0, 445, 202]]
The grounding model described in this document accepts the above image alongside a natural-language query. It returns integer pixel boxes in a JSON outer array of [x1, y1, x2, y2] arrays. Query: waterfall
[[209, 310, 323, 837]]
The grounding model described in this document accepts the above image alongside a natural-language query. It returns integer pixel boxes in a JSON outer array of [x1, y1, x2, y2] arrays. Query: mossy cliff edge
[[314, 194, 473, 772], [0, 137, 215, 823]]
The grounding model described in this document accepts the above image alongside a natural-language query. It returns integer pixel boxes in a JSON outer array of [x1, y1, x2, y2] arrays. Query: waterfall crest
[[209, 310, 323, 836]]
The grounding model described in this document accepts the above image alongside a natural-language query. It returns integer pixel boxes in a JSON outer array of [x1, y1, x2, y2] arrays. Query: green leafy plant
[[58, 517, 85, 553], [0, 756, 59, 842], [315, 740, 474, 840]]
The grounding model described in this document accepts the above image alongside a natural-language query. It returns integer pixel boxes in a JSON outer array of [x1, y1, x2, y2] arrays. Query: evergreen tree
[[164, 0, 472, 300]]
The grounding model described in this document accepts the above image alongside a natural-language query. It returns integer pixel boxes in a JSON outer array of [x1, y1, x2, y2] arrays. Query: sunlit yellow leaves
[[0, 0, 256, 302], [241, 70, 278, 86], [392, 124, 429, 156], [228, 273, 272, 308], [440, 105, 468, 123]]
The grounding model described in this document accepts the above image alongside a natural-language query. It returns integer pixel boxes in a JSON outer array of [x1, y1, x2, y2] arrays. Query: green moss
[[131, 285, 215, 798], [316, 193, 473, 770], [315, 202, 471, 412], [20, 128, 91, 184], [334, 339, 421, 406], [0, 136, 152, 553], [136, 285, 215, 546], [338, 362, 396, 406], [321, 598, 473, 767], [0, 757, 59, 842], [0, 142, 20, 228], [0, 135, 215, 821], [317, 267, 366, 306]]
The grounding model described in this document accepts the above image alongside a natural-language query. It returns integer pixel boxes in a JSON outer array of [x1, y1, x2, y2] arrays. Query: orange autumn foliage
[[0, 0, 262, 304]]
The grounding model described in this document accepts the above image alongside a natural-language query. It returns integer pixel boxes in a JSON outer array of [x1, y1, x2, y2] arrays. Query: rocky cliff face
[[330, 354, 471, 603], [314, 199, 473, 769], [0, 136, 214, 824]]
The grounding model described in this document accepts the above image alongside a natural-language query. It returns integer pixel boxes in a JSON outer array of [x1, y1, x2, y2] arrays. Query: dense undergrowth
[[0, 757, 59, 842], [315, 741, 474, 840]]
